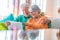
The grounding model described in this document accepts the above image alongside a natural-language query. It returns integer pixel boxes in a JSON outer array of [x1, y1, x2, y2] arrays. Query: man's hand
[[6, 21, 11, 26]]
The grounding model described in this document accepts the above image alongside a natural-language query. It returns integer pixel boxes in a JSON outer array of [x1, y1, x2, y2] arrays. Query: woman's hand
[[41, 19, 47, 24], [23, 22, 29, 26], [41, 19, 51, 25], [24, 23, 28, 26]]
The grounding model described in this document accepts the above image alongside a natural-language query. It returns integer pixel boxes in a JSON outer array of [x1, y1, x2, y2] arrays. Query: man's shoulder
[[18, 15, 24, 18], [19, 15, 24, 17]]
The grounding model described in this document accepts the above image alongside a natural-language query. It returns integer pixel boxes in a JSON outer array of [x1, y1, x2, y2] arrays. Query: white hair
[[29, 5, 41, 13], [21, 3, 29, 9]]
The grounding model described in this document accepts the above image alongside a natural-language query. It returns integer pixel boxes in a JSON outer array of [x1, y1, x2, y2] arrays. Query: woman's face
[[31, 11, 40, 18]]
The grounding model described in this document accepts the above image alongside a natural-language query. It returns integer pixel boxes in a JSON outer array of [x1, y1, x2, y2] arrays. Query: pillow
[[0, 13, 14, 23], [0, 22, 8, 30], [6, 13, 14, 21]]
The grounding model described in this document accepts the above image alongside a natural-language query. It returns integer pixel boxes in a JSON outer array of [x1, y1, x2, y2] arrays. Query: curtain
[[31, 0, 46, 12], [0, 0, 13, 19], [20, 0, 47, 15], [0, 30, 44, 40]]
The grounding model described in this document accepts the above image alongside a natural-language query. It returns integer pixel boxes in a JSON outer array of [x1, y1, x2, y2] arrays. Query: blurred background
[[0, 0, 60, 40], [0, 0, 60, 20]]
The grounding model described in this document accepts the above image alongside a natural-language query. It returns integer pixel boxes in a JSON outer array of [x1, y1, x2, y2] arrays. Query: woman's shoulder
[[41, 16, 47, 19], [28, 18, 33, 22], [29, 18, 33, 20]]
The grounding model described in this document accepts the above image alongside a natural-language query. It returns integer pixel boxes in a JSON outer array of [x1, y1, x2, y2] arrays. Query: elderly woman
[[25, 5, 50, 30]]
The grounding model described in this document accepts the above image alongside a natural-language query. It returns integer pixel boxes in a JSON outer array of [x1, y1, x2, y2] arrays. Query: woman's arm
[[25, 18, 40, 29], [25, 18, 48, 29], [25, 22, 45, 29]]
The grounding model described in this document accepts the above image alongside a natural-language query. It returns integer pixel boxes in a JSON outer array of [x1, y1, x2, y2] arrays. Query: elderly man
[[15, 3, 32, 40], [15, 3, 32, 30]]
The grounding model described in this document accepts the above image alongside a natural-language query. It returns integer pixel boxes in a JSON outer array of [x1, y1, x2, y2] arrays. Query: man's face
[[22, 7, 29, 15]]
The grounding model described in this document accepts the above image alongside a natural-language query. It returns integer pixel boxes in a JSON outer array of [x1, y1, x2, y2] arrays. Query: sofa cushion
[[0, 22, 8, 30], [0, 13, 14, 23], [50, 18, 60, 28]]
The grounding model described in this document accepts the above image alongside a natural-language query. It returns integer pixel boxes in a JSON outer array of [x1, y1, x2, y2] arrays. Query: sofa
[[0, 13, 14, 30], [49, 18, 60, 28]]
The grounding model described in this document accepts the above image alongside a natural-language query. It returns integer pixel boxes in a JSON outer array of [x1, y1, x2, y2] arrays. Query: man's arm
[[15, 15, 22, 22]]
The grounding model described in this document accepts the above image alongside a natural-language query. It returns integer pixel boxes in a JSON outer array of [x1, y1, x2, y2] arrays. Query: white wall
[[53, 0, 60, 18], [46, 0, 54, 17], [44, 29, 59, 40], [44, 29, 52, 40], [0, 0, 13, 16], [46, 0, 60, 18], [52, 29, 58, 40]]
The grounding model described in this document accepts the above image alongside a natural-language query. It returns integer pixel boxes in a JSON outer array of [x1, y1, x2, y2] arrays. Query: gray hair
[[29, 5, 41, 13], [21, 3, 29, 9]]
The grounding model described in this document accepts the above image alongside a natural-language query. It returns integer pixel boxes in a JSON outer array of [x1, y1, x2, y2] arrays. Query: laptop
[[8, 21, 23, 30]]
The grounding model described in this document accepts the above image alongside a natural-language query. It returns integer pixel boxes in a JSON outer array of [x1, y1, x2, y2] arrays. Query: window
[[19, 0, 26, 15], [0, 30, 44, 40], [0, 0, 46, 18], [20, 0, 47, 15], [31, 0, 47, 12], [0, 0, 13, 19]]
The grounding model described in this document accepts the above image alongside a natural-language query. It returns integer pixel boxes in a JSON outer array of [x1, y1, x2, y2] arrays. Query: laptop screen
[[8, 21, 23, 30]]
